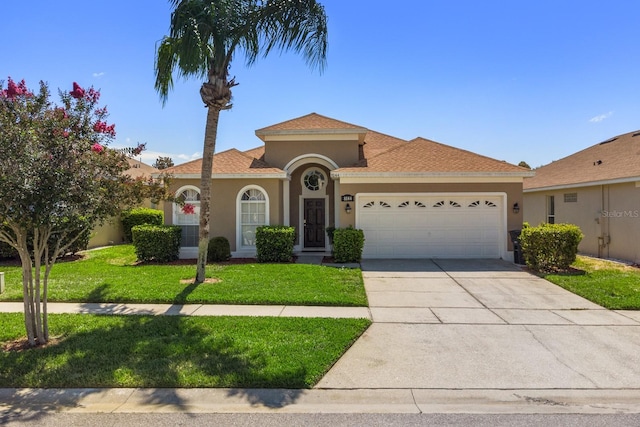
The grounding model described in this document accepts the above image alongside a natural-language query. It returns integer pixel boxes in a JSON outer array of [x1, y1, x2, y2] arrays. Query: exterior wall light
[[345, 203, 352, 214], [513, 202, 520, 214]]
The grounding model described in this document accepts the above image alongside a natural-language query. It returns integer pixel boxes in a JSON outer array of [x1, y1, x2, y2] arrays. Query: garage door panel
[[358, 194, 504, 259]]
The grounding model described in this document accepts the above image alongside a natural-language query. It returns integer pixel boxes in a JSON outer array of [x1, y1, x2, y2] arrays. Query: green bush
[[207, 236, 231, 262], [256, 226, 295, 263], [121, 208, 164, 242], [519, 223, 583, 272], [333, 227, 365, 263], [0, 215, 90, 261], [0, 240, 17, 260], [131, 224, 181, 263]]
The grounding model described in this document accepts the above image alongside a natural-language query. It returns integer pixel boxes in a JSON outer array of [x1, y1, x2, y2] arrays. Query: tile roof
[[255, 112, 366, 133], [164, 114, 529, 177], [124, 158, 158, 179], [362, 130, 407, 159], [524, 130, 640, 190], [162, 148, 284, 176], [336, 137, 527, 174]]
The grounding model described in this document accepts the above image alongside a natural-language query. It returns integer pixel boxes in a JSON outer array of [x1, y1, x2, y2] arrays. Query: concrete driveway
[[317, 259, 640, 390]]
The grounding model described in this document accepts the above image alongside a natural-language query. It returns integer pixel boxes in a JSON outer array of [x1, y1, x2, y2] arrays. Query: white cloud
[[589, 111, 613, 123], [92, 72, 105, 78]]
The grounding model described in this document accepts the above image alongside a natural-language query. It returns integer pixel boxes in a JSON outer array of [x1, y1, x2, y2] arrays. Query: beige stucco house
[[524, 130, 640, 263], [88, 159, 161, 248], [161, 113, 533, 260]]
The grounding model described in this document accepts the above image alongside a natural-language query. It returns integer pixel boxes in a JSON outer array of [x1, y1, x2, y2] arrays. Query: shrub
[[325, 226, 336, 244], [0, 240, 17, 260], [208, 236, 231, 262], [54, 215, 91, 255], [121, 208, 164, 242], [256, 226, 295, 263], [1, 215, 91, 261], [131, 224, 181, 262], [333, 226, 365, 263], [519, 223, 583, 272]]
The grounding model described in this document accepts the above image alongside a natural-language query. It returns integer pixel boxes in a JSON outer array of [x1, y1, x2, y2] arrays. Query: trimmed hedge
[[333, 227, 365, 263], [131, 224, 181, 262], [121, 208, 164, 242], [519, 223, 583, 272], [256, 226, 295, 263], [207, 236, 231, 262]]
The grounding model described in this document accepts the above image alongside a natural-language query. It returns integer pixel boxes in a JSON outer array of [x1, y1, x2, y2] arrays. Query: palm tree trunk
[[195, 106, 222, 283]]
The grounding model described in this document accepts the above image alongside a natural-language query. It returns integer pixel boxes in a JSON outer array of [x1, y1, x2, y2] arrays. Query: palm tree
[[155, 0, 328, 283]]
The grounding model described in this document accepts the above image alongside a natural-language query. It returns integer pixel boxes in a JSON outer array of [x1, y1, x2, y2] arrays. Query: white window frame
[[173, 185, 200, 226], [236, 185, 270, 250]]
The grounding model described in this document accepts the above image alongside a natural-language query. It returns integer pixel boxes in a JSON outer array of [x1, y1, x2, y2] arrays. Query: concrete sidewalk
[[0, 301, 371, 319]]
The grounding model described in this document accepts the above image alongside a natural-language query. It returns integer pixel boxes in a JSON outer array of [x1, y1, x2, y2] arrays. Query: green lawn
[[544, 256, 640, 310], [0, 313, 370, 388], [0, 245, 367, 306]]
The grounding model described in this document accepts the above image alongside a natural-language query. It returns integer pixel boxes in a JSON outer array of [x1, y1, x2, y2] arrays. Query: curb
[[3, 388, 640, 414]]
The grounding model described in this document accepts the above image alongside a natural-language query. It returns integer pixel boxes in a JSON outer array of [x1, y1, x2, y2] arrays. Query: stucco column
[[283, 178, 290, 226]]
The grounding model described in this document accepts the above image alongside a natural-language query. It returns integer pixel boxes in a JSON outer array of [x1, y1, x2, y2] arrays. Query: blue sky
[[4, 1, 639, 167]]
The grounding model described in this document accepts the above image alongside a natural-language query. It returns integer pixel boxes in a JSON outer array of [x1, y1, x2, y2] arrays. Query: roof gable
[[524, 130, 640, 190], [255, 112, 365, 132]]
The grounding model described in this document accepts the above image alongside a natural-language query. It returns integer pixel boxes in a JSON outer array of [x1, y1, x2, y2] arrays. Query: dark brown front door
[[304, 198, 325, 248]]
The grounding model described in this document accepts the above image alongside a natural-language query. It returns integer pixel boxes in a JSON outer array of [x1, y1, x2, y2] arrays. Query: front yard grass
[[543, 256, 640, 310], [0, 313, 370, 388], [0, 245, 367, 306]]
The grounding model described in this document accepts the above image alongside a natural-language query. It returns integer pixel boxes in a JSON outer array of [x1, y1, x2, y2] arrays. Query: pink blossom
[[93, 121, 116, 136], [86, 87, 100, 103], [2, 77, 30, 100], [70, 82, 85, 99], [131, 142, 146, 156], [182, 203, 196, 215], [91, 143, 104, 153]]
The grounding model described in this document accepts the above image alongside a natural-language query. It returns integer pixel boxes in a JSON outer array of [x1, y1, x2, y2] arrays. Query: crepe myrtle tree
[[155, 0, 328, 283], [0, 78, 168, 347]]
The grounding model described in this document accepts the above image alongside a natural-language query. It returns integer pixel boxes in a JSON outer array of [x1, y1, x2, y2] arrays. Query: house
[[523, 130, 640, 263], [88, 158, 161, 248], [161, 113, 533, 259]]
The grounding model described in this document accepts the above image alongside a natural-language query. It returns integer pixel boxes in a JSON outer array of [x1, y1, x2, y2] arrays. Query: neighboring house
[[161, 113, 532, 259], [523, 130, 640, 263], [88, 158, 161, 248]]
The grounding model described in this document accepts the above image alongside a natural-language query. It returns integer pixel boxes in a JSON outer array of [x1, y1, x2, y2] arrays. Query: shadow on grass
[[173, 280, 200, 304], [542, 267, 587, 278], [0, 315, 307, 421]]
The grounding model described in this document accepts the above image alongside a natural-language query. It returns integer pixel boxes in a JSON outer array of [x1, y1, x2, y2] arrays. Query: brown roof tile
[[163, 148, 284, 176], [337, 137, 527, 174], [524, 130, 640, 190], [362, 130, 407, 159]]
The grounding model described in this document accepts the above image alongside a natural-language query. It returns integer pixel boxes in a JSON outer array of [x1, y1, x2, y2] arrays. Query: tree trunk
[[195, 106, 222, 283]]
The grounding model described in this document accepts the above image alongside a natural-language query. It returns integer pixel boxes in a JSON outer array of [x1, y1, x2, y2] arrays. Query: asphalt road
[[3, 412, 640, 426]]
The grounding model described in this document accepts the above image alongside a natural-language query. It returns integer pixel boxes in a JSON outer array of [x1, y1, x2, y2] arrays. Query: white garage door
[[357, 193, 505, 259]]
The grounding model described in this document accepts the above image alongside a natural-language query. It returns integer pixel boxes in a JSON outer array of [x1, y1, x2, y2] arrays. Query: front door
[[304, 198, 325, 248]]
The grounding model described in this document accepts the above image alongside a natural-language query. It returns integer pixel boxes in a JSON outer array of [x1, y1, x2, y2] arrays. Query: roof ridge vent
[[599, 137, 617, 145]]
